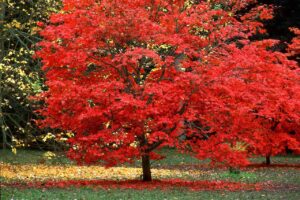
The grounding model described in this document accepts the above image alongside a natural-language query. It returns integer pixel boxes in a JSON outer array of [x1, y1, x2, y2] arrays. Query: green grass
[[0, 149, 73, 165], [1, 148, 299, 167], [211, 171, 258, 182], [2, 187, 300, 200], [0, 148, 207, 168], [1, 148, 300, 200], [208, 168, 300, 184], [152, 148, 207, 167], [250, 155, 300, 164], [122, 148, 208, 169]]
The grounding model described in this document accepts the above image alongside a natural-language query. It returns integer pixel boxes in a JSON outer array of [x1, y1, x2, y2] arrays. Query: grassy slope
[[1, 149, 300, 200]]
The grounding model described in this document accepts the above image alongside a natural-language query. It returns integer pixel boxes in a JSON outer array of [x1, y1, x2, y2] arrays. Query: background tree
[[0, 0, 61, 150]]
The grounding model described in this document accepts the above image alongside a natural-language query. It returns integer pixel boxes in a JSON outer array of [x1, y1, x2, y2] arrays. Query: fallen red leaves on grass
[[3, 179, 262, 191], [247, 163, 300, 169]]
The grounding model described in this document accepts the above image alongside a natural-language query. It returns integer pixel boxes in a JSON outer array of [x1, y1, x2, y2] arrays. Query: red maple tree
[[36, 0, 300, 180]]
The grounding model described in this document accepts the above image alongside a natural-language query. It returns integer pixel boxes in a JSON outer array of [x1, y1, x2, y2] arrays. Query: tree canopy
[[36, 0, 300, 181]]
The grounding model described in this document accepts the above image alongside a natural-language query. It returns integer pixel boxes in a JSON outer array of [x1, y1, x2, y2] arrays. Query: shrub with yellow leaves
[[0, 0, 61, 151]]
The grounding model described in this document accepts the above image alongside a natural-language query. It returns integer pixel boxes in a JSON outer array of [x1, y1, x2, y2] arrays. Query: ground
[[1, 148, 300, 200]]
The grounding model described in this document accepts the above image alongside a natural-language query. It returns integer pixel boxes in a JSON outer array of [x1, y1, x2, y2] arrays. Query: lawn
[[1, 149, 300, 200]]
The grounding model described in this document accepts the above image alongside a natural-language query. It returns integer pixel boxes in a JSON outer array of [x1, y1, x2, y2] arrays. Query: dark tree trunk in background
[[266, 155, 271, 165], [142, 154, 152, 181]]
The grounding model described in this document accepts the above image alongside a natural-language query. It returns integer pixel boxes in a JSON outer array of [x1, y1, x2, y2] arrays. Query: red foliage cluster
[[3, 179, 262, 191], [288, 28, 300, 58], [36, 0, 300, 173]]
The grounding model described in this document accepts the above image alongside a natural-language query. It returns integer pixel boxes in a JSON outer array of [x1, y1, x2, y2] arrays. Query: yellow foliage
[[11, 147, 17, 155], [231, 142, 249, 152], [4, 19, 22, 29], [42, 133, 56, 142], [43, 151, 56, 160], [0, 163, 205, 181]]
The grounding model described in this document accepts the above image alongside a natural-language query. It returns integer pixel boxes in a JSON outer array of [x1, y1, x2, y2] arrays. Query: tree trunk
[[266, 155, 271, 165], [229, 167, 240, 174], [142, 154, 152, 181]]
